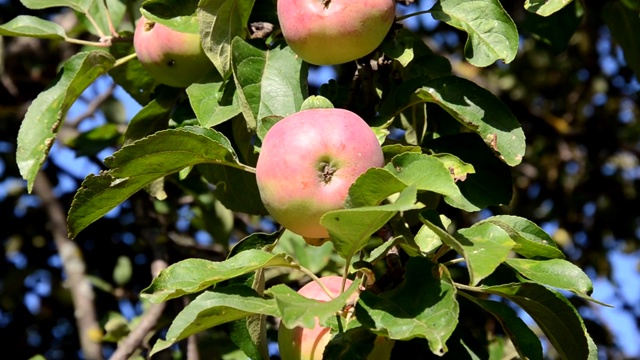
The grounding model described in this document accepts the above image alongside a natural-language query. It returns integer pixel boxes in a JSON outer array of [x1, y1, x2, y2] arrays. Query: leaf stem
[[84, 11, 107, 39], [454, 282, 485, 293], [443, 257, 465, 267], [64, 37, 111, 48], [113, 52, 138, 68], [297, 266, 336, 300], [396, 10, 432, 22], [102, 0, 119, 37]]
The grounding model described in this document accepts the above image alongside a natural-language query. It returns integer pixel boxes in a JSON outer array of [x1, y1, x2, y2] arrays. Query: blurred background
[[1, 0, 639, 359]]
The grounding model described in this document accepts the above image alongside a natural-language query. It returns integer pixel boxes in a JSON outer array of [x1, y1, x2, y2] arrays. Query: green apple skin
[[133, 16, 213, 88], [277, 0, 396, 65], [255, 108, 384, 240], [278, 276, 393, 360]]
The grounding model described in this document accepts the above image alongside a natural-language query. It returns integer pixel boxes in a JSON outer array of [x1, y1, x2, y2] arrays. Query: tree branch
[[33, 172, 103, 360]]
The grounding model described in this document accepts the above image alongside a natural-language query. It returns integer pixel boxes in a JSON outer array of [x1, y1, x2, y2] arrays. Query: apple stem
[[395, 10, 432, 22]]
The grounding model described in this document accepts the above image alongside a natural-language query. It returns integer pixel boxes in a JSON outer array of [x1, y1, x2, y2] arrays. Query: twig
[[33, 172, 104, 360], [110, 198, 170, 360], [67, 82, 117, 127]]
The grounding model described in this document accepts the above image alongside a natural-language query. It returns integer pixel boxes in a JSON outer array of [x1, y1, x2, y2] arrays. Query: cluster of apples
[[133, 0, 396, 358]]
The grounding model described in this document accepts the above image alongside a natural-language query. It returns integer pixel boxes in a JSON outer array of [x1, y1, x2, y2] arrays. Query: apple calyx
[[317, 159, 338, 184]]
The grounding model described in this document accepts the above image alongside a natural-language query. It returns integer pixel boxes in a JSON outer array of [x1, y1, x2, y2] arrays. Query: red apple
[[278, 276, 393, 360], [133, 16, 213, 88], [255, 108, 384, 241], [277, 0, 396, 65]]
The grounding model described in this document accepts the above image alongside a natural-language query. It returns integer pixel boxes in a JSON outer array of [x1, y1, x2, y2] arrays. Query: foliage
[[1, 0, 639, 359]]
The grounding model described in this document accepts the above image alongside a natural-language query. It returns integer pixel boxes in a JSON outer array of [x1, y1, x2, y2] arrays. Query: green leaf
[[273, 230, 334, 274], [480, 282, 598, 360], [0, 15, 67, 39], [522, 1, 583, 54], [481, 215, 565, 259], [459, 294, 543, 360], [428, 133, 514, 209], [188, 80, 242, 128], [198, 164, 268, 215], [141, 0, 200, 33], [324, 327, 387, 360], [81, 0, 126, 37], [268, 279, 361, 329], [602, 1, 640, 78], [300, 95, 334, 111], [422, 218, 515, 285], [384, 152, 474, 211], [525, 0, 574, 16], [17, 51, 115, 192], [322, 185, 420, 260], [122, 88, 178, 144], [345, 168, 408, 208], [356, 258, 458, 356], [504, 258, 595, 297], [413, 76, 526, 166], [231, 38, 307, 131], [149, 285, 279, 356], [21, 0, 92, 12], [198, 0, 256, 77], [430, 0, 518, 66], [380, 27, 416, 67], [141, 250, 299, 303], [108, 38, 156, 105], [67, 126, 244, 238]]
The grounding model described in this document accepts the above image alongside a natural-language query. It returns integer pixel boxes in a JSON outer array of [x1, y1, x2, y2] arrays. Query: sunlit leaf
[[150, 285, 279, 356], [141, 250, 299, 303], [198, 0, 255, 77], [421, 218, 515, 285], [480, 282, 598, 360], [20, 0, 92, 12], [231, 37, 307, 131], [0, 15, 67, 39], [430, 0, 518, 66], [413, 76, 526, 166], [67, 126, 244, 238], [481, 215, 565, 259], [525, 0, 574, 16], [17, 51, 115, 192], [322, 185, 420, 260], [268, 279, 361, 329], [460, 294, 543, 360]]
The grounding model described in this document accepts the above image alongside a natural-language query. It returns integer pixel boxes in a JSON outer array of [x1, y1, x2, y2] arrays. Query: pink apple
[[278, 276, 393, 360], [255, 108, 384, 241], [277, 0, 396, 65], [133, 16, 213, 88]]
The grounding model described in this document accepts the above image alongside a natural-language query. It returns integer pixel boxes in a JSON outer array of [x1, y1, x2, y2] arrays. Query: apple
[[276, 0, 396, 65], [255, 108, 384, 242], [133, 16, 213, 88], [278, 276, 393, 360]]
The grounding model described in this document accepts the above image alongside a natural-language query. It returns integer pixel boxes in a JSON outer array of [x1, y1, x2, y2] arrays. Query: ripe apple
[[278, 276, 393, 360], [255, 108, 384, 242], [277, 0, 396, 65], [133, 16, 213, 88]]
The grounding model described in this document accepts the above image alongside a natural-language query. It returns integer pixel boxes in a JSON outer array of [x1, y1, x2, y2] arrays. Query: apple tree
[[2, 0, 637, 359]]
